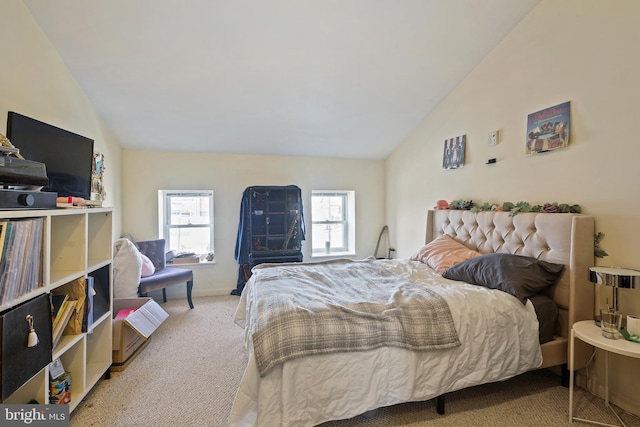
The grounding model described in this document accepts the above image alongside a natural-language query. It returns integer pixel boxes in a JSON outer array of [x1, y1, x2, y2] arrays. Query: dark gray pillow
[[442, 253, 565, 304], [529, 293, 559, 344]]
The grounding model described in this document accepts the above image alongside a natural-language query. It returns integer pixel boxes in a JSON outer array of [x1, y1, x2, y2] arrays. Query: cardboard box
[[111, 339, 151, 372], [112, 298, 168, 370]]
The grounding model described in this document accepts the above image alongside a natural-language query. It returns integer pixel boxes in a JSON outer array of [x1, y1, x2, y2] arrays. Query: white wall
[[122, 150, 385, 297], [0, 0, 122, 237], [9, 0, 638, 414], [386, 0, 640, 415]]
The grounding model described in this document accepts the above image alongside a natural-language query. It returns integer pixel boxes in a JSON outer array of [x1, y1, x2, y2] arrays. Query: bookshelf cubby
[[0, 208, 113, 412]]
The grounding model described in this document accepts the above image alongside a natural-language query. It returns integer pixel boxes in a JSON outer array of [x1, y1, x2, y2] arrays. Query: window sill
[[167, 260, 216, 268], [311, 251, 355, 259]]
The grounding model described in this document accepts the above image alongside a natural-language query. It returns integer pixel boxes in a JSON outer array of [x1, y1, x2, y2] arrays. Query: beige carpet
[[70, 295, 640, 427]]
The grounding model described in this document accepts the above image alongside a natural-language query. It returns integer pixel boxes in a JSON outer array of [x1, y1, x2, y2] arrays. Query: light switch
[[487, 131, 498, 146]]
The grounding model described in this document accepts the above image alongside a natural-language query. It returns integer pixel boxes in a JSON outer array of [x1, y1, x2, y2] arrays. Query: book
[[0, 218, 43, 305], [123, 300, 169, 339], [83, 276, 95, 333], [52, 300, 77, 348], [0, 221, 16, 304], [51, 294, 70, 329], [0, 221, 8, 267]]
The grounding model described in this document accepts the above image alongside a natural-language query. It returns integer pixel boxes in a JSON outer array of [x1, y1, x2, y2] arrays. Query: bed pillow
[[441, 253, 565, 304], [113, 238, 143, 298], [529, 293, 559, 344], [410, 234, 481, 274]]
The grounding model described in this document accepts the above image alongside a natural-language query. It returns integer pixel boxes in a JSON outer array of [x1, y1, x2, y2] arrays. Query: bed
[[229, 209, 595, 426]]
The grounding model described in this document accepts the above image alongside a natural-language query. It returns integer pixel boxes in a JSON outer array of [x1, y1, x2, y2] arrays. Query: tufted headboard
[[426, 209, 595, 369]]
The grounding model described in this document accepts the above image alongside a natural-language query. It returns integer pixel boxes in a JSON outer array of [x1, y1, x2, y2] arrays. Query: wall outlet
[[488, 130, 498, 146]]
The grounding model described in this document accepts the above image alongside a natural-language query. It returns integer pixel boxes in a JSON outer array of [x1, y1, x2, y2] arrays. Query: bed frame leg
[[361, 409, 379, 418], [561, 363, 570, 388], [436, 394, 445, 415]]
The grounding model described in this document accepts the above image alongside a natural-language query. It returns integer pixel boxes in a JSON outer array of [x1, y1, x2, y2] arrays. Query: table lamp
[[589, 266, 640, 311], [589, 266, 640, 338]]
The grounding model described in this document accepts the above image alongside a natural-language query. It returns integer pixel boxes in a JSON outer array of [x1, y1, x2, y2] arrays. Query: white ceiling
[[23, 0, 540, 160]]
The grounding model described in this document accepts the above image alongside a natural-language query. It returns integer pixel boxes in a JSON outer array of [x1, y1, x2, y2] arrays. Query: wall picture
[[526, 101, 570, 154], [442, 135, 466, 169], [91, 152, 106, 200]]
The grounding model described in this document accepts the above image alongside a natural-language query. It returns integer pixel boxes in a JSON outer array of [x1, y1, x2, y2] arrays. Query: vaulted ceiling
[[24, 0, 540, 159]]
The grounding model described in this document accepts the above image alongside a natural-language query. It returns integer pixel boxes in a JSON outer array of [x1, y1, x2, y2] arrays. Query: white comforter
[[229, 259, 542, 427]]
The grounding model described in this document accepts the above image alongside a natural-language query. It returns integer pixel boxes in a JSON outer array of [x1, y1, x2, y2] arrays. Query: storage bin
[[0, 293, 52, 400]]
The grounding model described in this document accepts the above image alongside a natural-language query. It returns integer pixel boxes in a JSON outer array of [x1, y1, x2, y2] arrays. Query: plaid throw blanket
[[247, 259, 461, 377]]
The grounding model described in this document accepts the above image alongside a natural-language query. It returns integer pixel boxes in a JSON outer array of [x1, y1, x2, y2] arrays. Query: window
[[158, 190, 214, 256], [311, 190, 355, 256]]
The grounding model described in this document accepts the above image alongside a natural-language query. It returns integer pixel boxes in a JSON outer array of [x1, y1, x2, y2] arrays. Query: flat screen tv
[[6, 112, 94, 200]]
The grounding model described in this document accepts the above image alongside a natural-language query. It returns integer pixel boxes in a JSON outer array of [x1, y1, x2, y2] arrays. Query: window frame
[[158, 190, 214, 256], [311, 190, 355, 256]]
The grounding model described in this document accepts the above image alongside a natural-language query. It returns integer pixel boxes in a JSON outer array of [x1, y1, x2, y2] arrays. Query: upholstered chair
[[134, 239, 194, 309]]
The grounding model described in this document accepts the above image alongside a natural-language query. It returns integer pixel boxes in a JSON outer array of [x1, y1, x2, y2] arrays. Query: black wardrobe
[[232, 185, 304, 295]]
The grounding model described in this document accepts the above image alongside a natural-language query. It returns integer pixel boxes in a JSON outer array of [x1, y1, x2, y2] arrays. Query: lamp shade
[[588, 266, 640, 289]]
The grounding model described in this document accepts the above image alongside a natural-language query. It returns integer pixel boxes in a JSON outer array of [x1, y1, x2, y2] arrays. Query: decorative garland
[[436, 199, 607, 258], [439, 200, 581, 216]]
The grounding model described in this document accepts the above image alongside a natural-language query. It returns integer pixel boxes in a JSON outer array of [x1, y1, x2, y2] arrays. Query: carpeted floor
[[70, 296, 640, 427]]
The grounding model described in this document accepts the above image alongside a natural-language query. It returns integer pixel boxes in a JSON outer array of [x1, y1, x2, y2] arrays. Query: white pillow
[[113, 238, 143, 298]]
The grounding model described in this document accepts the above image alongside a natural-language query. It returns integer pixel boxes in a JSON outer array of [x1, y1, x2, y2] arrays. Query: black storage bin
[[89, 264, 111, 322], [0, 293, 52, 400]]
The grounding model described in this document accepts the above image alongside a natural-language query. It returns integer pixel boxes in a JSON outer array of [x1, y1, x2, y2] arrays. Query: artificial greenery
[[449, 200, 581, 217], [445, 200, 605, 257], [449, 200, 476, 210], [594, 232, 608, 258]]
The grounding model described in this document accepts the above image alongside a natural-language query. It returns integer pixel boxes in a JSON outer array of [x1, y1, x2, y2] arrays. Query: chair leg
[[187, 280, 194, 309], [162, 288, 167, 303]]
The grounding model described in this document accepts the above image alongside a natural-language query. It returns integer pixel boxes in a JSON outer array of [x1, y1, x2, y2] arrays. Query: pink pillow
[[140, 254, 156, 277], [410, 234, 481, 274]]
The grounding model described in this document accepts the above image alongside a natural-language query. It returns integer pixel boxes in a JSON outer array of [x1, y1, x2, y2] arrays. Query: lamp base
[[594, 314, 628, 329]]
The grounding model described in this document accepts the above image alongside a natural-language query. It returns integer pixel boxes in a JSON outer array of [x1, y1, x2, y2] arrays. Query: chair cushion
[[138, 267, 193, 294]]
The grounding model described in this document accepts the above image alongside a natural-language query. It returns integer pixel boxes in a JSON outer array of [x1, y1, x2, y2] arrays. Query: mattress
[[230, 259, 543, 427]]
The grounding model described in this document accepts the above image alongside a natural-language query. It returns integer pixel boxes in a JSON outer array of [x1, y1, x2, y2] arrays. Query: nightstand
[[569, 320, 640, 426]]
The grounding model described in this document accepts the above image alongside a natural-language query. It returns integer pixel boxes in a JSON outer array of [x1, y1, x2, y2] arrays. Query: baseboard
[[145, 288, 236, 302], [592, 382, 640, 417]]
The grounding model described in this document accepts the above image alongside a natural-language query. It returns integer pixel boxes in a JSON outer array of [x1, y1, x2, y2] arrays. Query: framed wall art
[[442, 134, 466, 169], [526, 101, 570, 154], [91, 152, 106, 201]]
